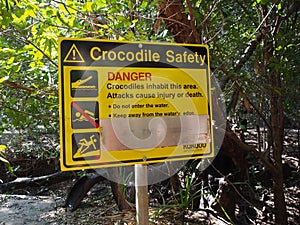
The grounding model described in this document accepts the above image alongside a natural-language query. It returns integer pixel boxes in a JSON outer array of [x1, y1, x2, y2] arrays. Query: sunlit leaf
[[32, 83, 39, 89], [277, 3, 282, 11], [0, 76, 9, 83], [0, 155, 9, 164], [0, 145, 7, 151], [84, 2, 94, 12], [7, 56, 15, 64]]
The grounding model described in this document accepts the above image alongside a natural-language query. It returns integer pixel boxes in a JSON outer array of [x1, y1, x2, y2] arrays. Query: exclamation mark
[[72, 49, 76, 60]]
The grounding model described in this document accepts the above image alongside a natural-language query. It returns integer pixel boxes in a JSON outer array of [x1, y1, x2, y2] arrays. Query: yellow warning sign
[[64, 44, 85, 63], [59, 38, 214, 171]]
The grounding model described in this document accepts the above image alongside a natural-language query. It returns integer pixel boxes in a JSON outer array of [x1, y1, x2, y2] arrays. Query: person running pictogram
[[75, 135, 97, 156]]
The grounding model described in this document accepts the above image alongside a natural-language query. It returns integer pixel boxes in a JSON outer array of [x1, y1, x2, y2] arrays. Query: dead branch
[[0, 171, 76, 193]]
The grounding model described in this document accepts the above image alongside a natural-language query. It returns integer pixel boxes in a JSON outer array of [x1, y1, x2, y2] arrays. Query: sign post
[[135, 164, 149, 224]]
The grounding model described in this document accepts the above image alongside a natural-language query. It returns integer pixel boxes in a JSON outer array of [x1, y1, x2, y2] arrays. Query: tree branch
[[4, 80, 35, 93], [186, 0, 201, 43], [272, 1, 300, 36], [233, 81, 272, 130], [0, 172, 76, 193], [218, 31, 265, 90], [225, 128, 276, 174], [219, 2, 300, 90], [10, 25, 58, 68], [2, 80, 58, 96]]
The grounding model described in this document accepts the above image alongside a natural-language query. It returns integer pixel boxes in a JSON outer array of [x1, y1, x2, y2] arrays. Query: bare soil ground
[[0, 180, 231, 225], [0, 129, 299, 224]]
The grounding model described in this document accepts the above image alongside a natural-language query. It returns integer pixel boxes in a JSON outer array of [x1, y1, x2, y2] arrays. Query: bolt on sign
[[59, 38, 214, 171]]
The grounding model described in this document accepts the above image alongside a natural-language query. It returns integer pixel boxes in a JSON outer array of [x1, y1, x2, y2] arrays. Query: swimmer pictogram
[[73, 109, 96, 122], [71, 101, 99, 129]]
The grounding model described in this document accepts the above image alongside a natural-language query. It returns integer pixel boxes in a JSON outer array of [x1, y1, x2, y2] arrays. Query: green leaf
[[0, 76, 9, 83], [277, 3, 282, 11], [0, 150, 8, 164], [0, 151, 14, 175], [131, 19, 138, 24], [83, 2, 95, 12], [32, 83, 39, 89], [0, 155, 9, 164], [141, 1, 148, 8], [7, 56, 15, 64], [94, 0, 107, 7]]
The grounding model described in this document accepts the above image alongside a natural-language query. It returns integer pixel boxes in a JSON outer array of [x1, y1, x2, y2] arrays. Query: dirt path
[[0, 195, 58, 225], [0, 190, 229, 225]]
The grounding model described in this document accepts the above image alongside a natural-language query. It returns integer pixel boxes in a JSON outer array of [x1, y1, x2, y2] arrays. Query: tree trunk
[[262, 3, 287, 221], [269, 51, 287, 225], [157, 0, 200, 44]]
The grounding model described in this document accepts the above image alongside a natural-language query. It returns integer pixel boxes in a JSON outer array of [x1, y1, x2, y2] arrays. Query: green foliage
[[0, 0, 169, 157], [177, 168, 202, 209], [0, 145, 15, 179], [196, 0, 300, 127]]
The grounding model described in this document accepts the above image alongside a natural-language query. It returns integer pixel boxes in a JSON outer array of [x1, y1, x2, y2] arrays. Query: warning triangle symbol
[[64, 44, 85, 63]]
